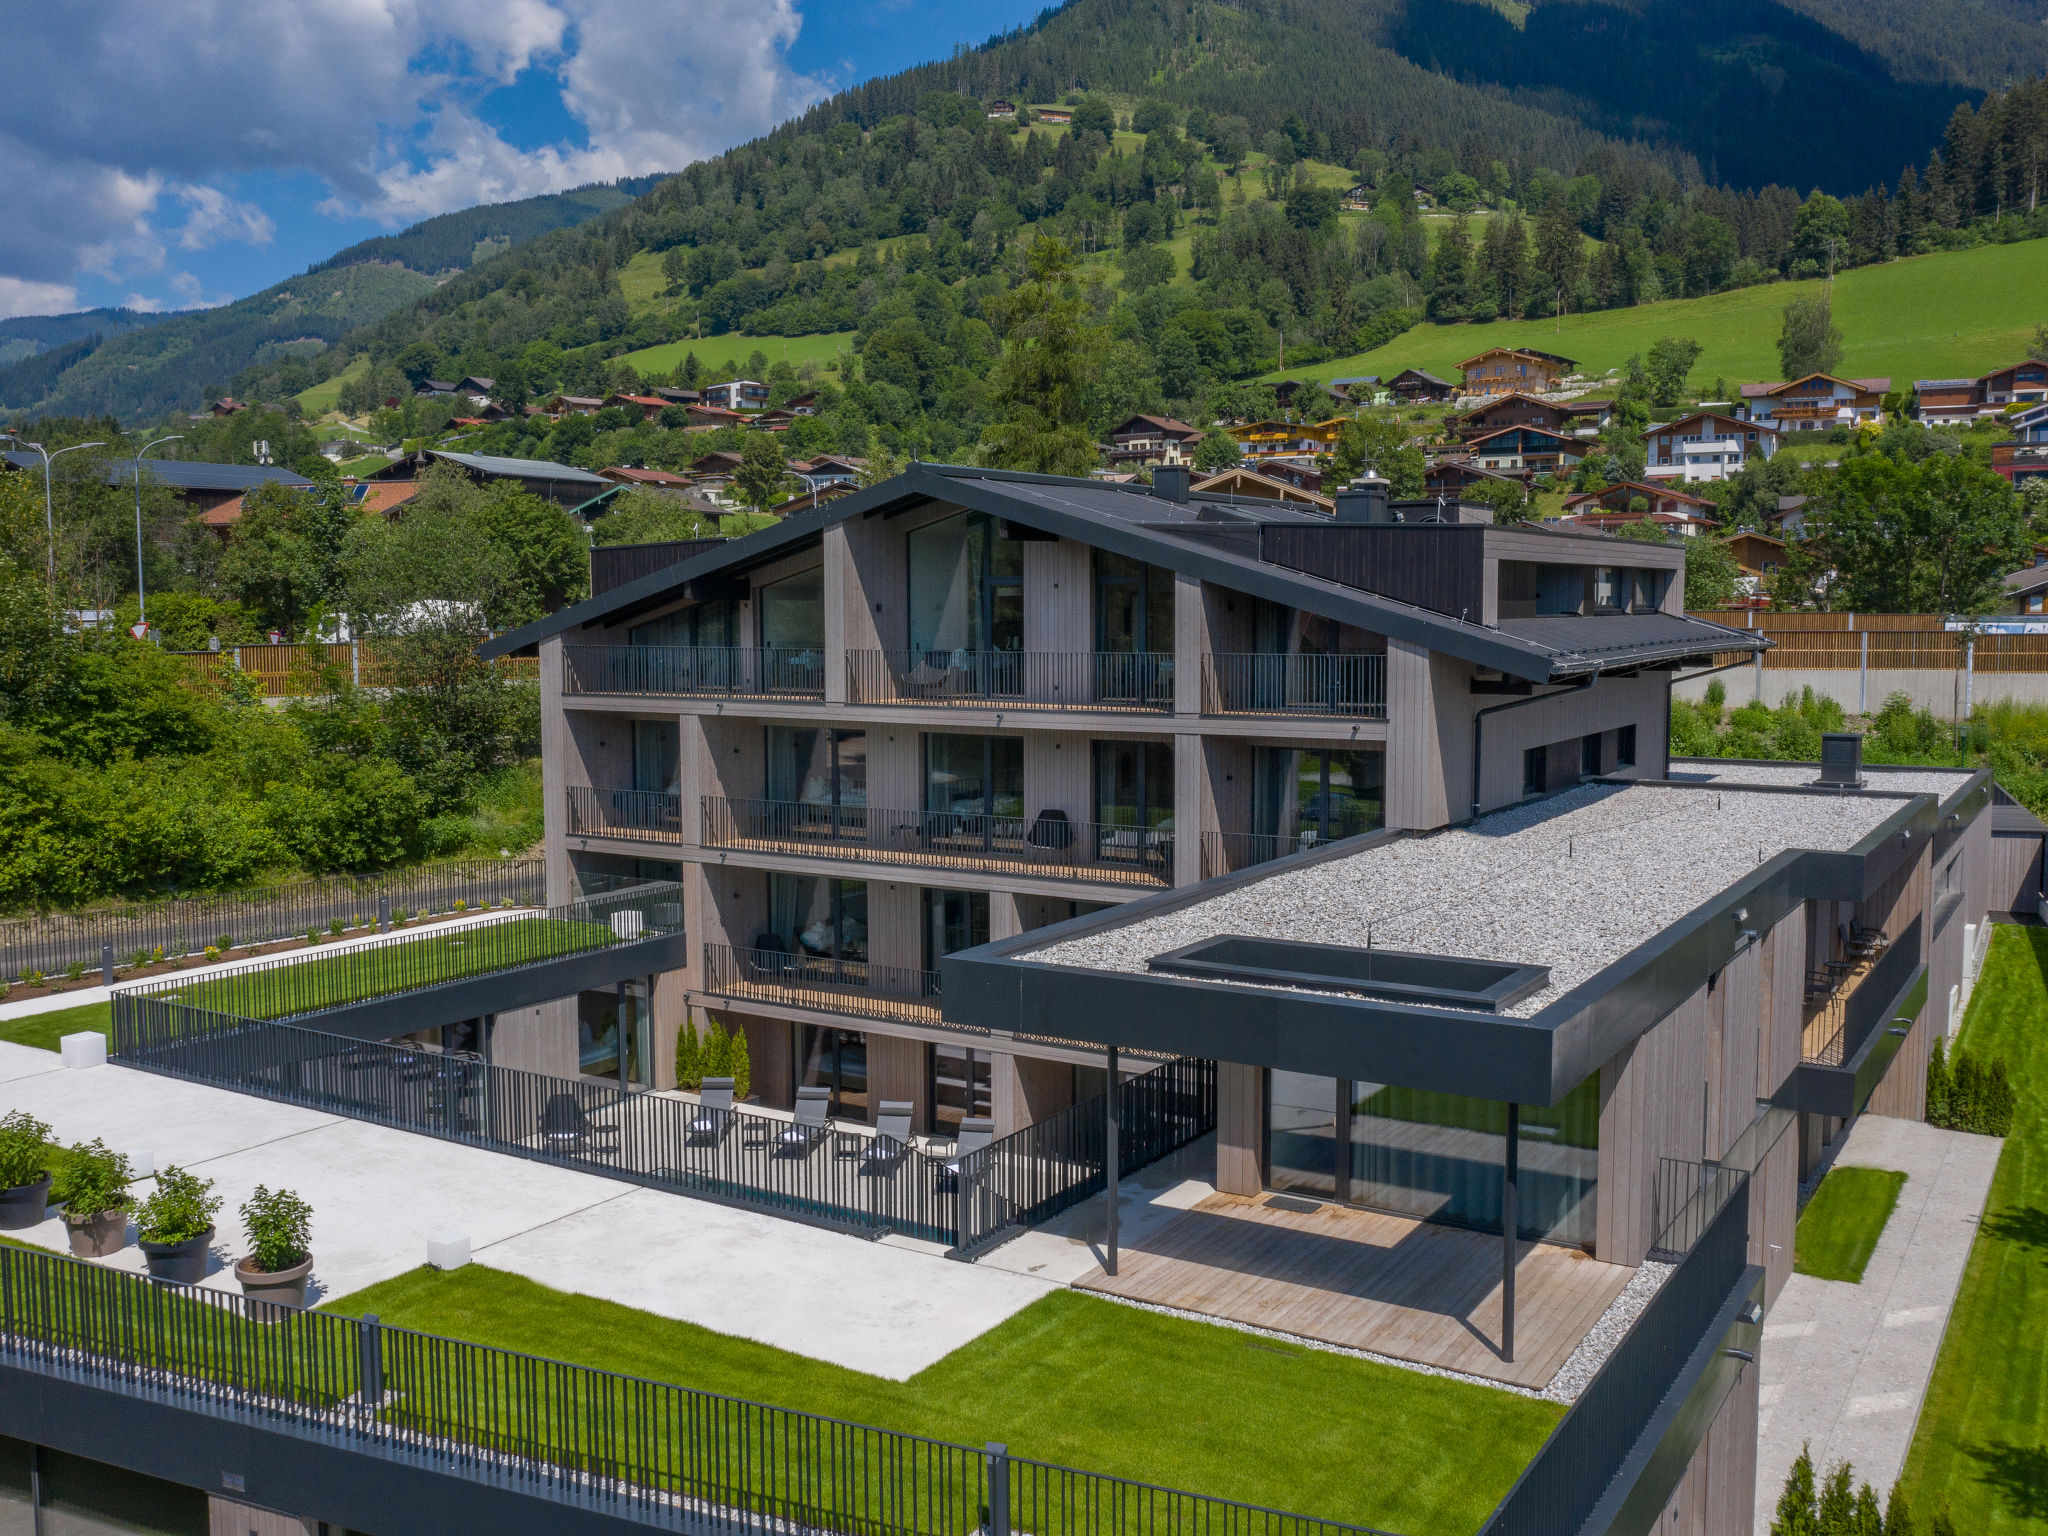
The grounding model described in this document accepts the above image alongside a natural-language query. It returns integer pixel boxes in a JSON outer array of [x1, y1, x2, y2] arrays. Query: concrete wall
[[1674, 665, 2048, 715]]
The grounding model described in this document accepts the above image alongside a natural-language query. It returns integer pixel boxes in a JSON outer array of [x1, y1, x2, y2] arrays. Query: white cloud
[[0, 278, 80, 322], [0, 1, 832, 310]]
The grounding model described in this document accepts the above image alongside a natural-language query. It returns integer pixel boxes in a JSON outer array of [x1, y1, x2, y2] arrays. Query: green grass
[[1901, 923, 2048, 1535], [162, 915, 604, 1019], [322, 1268, 1557, 1536], [1270, 239, 2048, 391], [1793, 1167, 1907, 1282], [0, 1000, 110, 1053], [615, 330, 858, 378], [294, 352, 370, 415]]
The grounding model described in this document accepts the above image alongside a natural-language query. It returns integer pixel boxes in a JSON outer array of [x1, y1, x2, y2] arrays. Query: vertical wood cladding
[[1258, 525, 1488, 619], [1215, 1062, 1264, 1196], [1866, 846, 1933, 1121], [1658, 1356, 1761, 1536]]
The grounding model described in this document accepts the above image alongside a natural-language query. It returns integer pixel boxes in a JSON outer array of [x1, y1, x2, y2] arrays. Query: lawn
[[159, 914, 610, 1021], [1270, 239, 2048, 392], [323, 1267, 1557, 1536], [294, 352, 370, 415], [0, 1000, 110, 1053], [1900, 923, 2048, 1535], [615, 330, 857, 378], [1793, 1166, 1907, 1283]]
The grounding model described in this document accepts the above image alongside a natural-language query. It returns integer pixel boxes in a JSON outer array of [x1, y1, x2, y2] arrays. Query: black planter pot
[[0, 1173, 51, 1231], [140, 1227, 214, 1284]]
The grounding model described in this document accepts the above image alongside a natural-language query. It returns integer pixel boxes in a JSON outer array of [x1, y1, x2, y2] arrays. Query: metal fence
[[0, 857, 545, 984], [0, 1239, 1380, 1536], [568, 784, 686, 842], [563, 645, 827, 699], [1803, 916, 1922, 1069], [1478, 1176, 1753, 1536], [702, 797, 1174, 888], [846, 650, 1175, 711], [1201, 654, 1387, 718], [166, 643, 539, 697], [112, 883, 683, 1024], [702, 944, 945, 1027]]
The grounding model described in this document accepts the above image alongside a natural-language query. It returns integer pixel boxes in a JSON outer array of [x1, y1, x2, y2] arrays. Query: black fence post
[[359, 1314, 383, 1406], [101, 942, 114, 986], [378, 892, 391, 930], [986, 1442, 1010, 1536]]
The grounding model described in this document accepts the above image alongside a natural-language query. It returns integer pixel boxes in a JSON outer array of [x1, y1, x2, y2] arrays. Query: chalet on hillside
[[1424, 460, 1529, 498], [1385, 367, 1455, 403], [603, 393, 669, 423], [372, 449, 611, 514], [597, 467, 694, 493], [1107, 414, 1204, 468], [653, 386, 701, 405], [1726, 529, 1786, 588], [1227, 419, 1345, 458], [1035, 108, 1072, 125], [3, 452, 309, 523], [1993, 440, 2048, 488], [1557, 507, 1716, 540], [548, 395, 603, 418], [209, 399, 247, 417], [1457, 346, 1575, 396], [1984, 360, 2048, 408], [683, 405, 750, 430], [1460, 424, 1586, 475], [986, 101, 1016, 120], [1737, 374, 1889, 431], [700, 380, 769, 412], [791, 456, 865, 490], [1644, 411, 1777, 482], [1452, 392, 1579, 440], [1190, 465, 1333, 511], [1561, 480, 1717, 523], [1562, 398, 1613, 432]]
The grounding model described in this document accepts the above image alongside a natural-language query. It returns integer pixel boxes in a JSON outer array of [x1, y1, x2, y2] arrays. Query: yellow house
[[1226, 418, 1348, 457]]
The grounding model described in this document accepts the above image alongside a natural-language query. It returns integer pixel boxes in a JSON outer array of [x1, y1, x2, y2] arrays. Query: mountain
[[1, 178, 671, 423]]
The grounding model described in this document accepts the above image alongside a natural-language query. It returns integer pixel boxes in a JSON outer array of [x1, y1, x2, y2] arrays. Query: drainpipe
[[1471, 675, 1595, 823]]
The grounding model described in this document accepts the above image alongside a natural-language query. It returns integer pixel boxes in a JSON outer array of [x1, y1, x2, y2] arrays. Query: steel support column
[[1105, 1045, 1120, 1276], [1502, 1102, 1519, 1364]]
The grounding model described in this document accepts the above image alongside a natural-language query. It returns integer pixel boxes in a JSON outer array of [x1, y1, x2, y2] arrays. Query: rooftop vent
[[1333, 475, 1390, 523], [1816, 732, 1865, 789], [1146, 935, 1549, 1012], [1151, 465, 1190, 502]]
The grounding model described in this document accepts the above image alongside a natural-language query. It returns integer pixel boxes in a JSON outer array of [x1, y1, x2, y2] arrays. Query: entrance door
[[796, 1024, 869, 1118]]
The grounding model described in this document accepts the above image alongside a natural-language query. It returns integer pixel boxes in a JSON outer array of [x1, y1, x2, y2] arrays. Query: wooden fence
[[1687, 614, 2048, 672], [168, 643, 538, 696]]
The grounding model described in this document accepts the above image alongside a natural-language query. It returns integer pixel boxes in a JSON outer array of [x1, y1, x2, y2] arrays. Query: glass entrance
[[578, 978, 651, 1087], [797, 1024, 869, 1118]]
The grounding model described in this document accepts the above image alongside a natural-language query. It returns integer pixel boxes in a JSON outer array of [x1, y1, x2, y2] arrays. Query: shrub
[[328, 917, 344, 936], [51, 1139, 131, 1219], [135, 1165, 221, 1245], [127, 950, 150, 970], [0, 1111, 52, 1189], [239, 1184, 313, 1271], [1927, 1036, 1950, 1124], [1927, 1041, 2018, 1136], [150, 946, 163, 963], [454, 899, 468, 912], [727, 1018, 753, 1101], [216, 934, 234, 951], [65, 960, 84, 982], [22, 970, 45, 989], [391, 906, 409, 924], [203, 945, 221, 963], [305, 928, 319, 945], [675, 1012, 704, 1090]]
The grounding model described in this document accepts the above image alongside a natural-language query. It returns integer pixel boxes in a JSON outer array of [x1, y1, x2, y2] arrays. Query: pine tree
[[1852, 1482, 1884, 1536], [1926, 1036, 1951, 1126], [981, 237, 1104, 476], [1425, 212, 1474, 321], [1534, 201, 1586, 318], [1928, 1508, 1959, 1536], [1882, 1481, 1914, 1536], [674, 1012, 703, 1090], [728, 1021, 753, 1101], [1774, 1446, 1819, 1536], [702, 1018, 732, 1081], [1817, 1462, 1856, 1536]]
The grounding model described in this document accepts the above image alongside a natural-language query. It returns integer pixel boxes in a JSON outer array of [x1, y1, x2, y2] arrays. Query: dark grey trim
[[284, 933, 689, 1041], [0, 1361, 659, 1536], [1791, 960, 1929, 1120]]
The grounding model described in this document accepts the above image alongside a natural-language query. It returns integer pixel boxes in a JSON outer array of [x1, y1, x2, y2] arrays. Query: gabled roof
[[481, 463, 1760, 683], [599, 467, 692, 487], [1387, 368, 1453, 387], [1562, 479, 1714, 510], [605, 393, 668, 409], [2, 452, 312, 493], [1109, 414, 1202, 440], [1740, 374, 1890, 398], [1190, 466, 1334, 509], [1459, 391, 1565, 417], [1644, 410, 1774, 439], [370, 449, 606, 486], [1457, 346, 1577, 370], [1464, 425, 1583, 450], [1914, 378, 1977, 391], [1981, 360, 2048, 382]]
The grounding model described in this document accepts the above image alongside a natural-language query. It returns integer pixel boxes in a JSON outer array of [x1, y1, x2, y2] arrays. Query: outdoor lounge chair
[[776, 1086, 832, 1154], [538, 1093, 619, 1158], [858, 1101, 916, 1170], [686, 1077, 735, 1147], [936, 1116, 994, 1192]]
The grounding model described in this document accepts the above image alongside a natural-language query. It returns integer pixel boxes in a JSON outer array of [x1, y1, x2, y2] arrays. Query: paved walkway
[[1756, 1114, 2003, 1520], [0, 1043, 1054, 1379]]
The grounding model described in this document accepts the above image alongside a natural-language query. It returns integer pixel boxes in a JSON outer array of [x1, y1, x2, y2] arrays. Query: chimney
[[1151, 464, 1190, 502], [1333, 474, 1390, 523], [1816, 732, 1865, 788]]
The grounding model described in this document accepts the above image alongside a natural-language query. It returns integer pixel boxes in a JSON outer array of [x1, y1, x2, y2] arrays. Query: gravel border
[[1028, 783, 1900, 1017], [1668, 761, 1973, 797], [1080, 1255, 1673, 1404]]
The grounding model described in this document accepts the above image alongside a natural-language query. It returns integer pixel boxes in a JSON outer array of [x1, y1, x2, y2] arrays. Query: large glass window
[[930, 1043, 994, 1135], [1263, 1073, 1601, 1246], [578, 977, 652, 1086], [1252, 748, 1384, 847], [759, 568, 824, 650], [908, 512, 1024, 654], [631, 719, 680, 795], [630, 600, 734, 647], [797, 1025, 868, 1119], [1094, 740, 1173, 832], [924, 887, 990, 969], [923, 734, 1023, 819], [1095, 551, 1174, 653], [767, 727, 867, 807], [768, 873, 868, 963]]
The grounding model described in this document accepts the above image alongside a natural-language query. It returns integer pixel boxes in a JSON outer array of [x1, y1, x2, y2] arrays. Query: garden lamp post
[[12, 438, 107, 588], [133, 434, 184, 629]]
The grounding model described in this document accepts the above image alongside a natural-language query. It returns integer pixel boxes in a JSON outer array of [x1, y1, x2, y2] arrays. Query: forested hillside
[[309, 177, 668, 278], [0, 308, 174, 367]]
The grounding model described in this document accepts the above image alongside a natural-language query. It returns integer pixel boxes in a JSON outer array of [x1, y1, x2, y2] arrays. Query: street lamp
[[9, 437, 107, 588], [133, 434, 184, 630]]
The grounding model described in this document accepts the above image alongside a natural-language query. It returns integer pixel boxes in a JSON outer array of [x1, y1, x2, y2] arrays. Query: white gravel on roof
[[1027, 783, 1905, 1017], [1667, 760, 1972, 798]]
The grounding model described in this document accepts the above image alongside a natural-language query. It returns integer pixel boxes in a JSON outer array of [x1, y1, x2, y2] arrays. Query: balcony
[[1200, 829, 1317, 880], [1201, 653, 1386, 719], [562, 644, 825, 700], [845, 649, 1173, 711], [701, 942, 943, 1026], [703, 796, 1173, 887], [1796, 915, 1927, 1118], [567, 784, 684, 843]]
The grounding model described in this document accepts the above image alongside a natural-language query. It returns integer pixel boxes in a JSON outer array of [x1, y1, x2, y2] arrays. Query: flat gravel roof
[[1667, 760, 1975, 798], [1026, 783, 1906, 1017]]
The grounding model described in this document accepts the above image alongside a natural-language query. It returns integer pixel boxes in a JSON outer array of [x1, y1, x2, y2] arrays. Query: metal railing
[[1202, 654, 1387, 718], [1479, 1176, 1753, 1536], [0, 1239, 1381, 1536], [166, 643, 538, 697], [702, 797, 1174, 887], [1199, 830, 1313, 880], [113, 884, 683, 1024], [700, 943, 943, 1026], [567, 785, 686, 843], [1804, 918, 1920, 1069], [563, 645, 826, 699], [1648, 1103, 1793, 1262], [846, 650, 1174, 711], [0, 857, 545, 984]]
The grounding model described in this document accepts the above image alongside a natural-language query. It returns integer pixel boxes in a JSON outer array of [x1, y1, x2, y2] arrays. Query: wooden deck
[[1074, 1191, 1633, 1390]]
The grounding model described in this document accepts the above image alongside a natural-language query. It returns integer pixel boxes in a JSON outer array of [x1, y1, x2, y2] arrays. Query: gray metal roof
[[479, 463, 1765, 681], [377, 449, 606, 486], [3, 452, 312, 492]]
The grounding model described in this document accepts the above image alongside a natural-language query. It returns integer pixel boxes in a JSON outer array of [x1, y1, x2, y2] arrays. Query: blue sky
[[0, 0, 1052, 321]]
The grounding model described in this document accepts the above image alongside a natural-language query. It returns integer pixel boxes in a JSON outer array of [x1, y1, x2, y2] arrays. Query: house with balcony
[[1227, 419, 1346, 459], [1737, 374, 1889, 432], [1562, 479, 1717, 525], [701, 379, 771, 412], [1644, 411, 1778, 482], [1451, 392, 1582, 440], [1387, 367, 1457, 403], [1458, 346, 1576, 397], [1462, 424, 1588, 475], [1106, 414, 1203, 468]]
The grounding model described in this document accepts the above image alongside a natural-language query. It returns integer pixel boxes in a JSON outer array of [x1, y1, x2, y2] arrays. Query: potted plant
[[52, 1139, 131, 1256], [135, 1166, 221, 1283], [0, 1111, 53, 1230], [234, 1185, 314, 1308]]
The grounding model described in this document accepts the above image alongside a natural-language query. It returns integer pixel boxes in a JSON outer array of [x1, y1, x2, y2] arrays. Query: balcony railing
[[562, 644, 826, 699], [703, 796, 1174, 887], [1202, 653, 1387, 718], [1199, 829, 1316, 880], [846, 649, 1173, 711], [701, 942, 944, 1026], [567, 784, 684, 843]]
